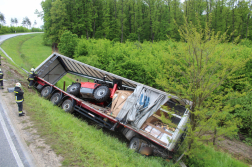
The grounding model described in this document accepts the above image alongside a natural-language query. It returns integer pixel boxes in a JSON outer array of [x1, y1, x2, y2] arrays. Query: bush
[[228, 91, 252, 137], [58, 30, 78, 58], [0, 25, 42, 34]]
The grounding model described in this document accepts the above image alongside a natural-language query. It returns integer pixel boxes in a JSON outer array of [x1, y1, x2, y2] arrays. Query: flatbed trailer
[[33, 52, 191, 159]]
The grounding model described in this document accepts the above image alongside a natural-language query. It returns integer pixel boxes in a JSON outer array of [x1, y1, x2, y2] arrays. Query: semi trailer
[[33, 52, 191, 159]]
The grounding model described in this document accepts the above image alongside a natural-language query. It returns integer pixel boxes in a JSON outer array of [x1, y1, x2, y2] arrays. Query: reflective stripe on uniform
[[15, 96, 23, 102], [0, 79, 3, 81], [14, 91, 18, 93], [19, 111, 22, 113], [28, 78, 34, 80]]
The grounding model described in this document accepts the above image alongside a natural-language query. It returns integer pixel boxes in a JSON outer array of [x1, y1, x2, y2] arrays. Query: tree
[[11, 18, 15, 26], [156, 16, 247, 157], [14, 18, 18, 26], [0, 12, 5, 24], [33, 20, 37, 27], [22, 17, 31, 28], [58, 30, 78, 58], [50, 0, 69, 43]]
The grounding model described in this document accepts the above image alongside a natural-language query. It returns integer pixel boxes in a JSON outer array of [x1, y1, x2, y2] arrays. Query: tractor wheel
[[66, 83, 81, 96], [93, 85, 110, 102], [50, 92, 61, 105], [41, 86, 51, 99], [129, 137, 141, 152], [62, 99, 74, 113]]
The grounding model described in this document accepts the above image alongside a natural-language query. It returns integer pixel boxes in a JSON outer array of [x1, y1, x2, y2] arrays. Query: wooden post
[[63, 81, 65, 91]]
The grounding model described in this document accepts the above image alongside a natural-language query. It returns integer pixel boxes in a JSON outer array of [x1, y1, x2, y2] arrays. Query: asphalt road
[[0, 33, 39, 167], [0, 33, 43, 44], [0, 93, 33, 167]]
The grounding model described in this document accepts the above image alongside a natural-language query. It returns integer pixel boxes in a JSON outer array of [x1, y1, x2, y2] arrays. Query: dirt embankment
[[0, 56, 63, 167]]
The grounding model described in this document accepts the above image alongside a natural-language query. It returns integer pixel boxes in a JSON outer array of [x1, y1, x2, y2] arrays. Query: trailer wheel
[[66, 83, 81, 96], [93, 85, 110, 102], [129, 137, 141, 152], [62, 99, 74, 113], [50, 92, 61, 105], [41, 86, 51, 99]]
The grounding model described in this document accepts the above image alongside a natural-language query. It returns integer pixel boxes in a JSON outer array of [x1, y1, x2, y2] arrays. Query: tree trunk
[[121, 0, 124, 43], [149, 3, 153, 42], [86, 28, 89, 39], [246, 13, 250, 39], [206, 0, 209, 23], [174, 0, 177, 21], [215, 1, 218, 30], [232, 3, 235, 41], [93, 19, 96, 39], [213, 127, 217, 145], [115, 0, 117, 20], [129, 5, 132, 33]]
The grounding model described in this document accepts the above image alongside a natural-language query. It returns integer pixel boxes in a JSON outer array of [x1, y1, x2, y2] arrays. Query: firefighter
[[0, 68, 3, 89], [14, 82, 25, 117], [28, 68, 37, 89]]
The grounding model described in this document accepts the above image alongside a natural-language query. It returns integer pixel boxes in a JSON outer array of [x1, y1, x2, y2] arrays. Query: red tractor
[[66, 76, 123, 104]]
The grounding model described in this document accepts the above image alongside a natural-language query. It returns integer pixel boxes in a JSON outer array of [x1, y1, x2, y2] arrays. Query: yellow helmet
[[15, 82, 21, 87]]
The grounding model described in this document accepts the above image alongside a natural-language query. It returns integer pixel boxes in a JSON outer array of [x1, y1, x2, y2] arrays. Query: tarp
[[117, 85, 167, 129]]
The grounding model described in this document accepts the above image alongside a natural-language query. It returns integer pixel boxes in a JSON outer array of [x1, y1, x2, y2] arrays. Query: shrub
[[58, 30, 78, 58]]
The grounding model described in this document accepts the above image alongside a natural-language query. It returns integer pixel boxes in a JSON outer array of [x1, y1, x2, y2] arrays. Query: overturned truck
[[33, 52, 191, 159]]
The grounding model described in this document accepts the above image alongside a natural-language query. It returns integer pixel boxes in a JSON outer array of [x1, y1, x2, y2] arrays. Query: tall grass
[[186, 145, 248, 167]]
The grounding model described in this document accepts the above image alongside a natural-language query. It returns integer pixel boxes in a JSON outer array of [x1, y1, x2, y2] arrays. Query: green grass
[[186, 145, 248, 167], [0, 33, 52, 70], [0, 34, 250, 167]]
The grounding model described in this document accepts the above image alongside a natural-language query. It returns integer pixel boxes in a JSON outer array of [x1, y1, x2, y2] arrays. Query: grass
[[186, 145, 248, 167], [0, 34, 250, 167], [0, 33, 52, 70]]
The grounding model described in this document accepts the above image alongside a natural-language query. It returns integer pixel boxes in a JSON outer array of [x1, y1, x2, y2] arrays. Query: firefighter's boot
[[19, 111, 25, 117]]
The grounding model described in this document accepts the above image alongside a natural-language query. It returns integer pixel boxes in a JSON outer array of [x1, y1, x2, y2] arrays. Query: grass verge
[[185, 145, 248, 167]]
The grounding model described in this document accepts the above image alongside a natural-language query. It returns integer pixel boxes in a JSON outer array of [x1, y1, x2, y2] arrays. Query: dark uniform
[[28, 71, 37, 88], [14, 86, 25, 116], [0, 70, 3, 89]]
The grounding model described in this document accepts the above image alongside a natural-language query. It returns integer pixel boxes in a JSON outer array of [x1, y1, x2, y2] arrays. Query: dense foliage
[[0, 25, 43, 34], [40, 0, 252, 44], [58, 30, 78, 58]]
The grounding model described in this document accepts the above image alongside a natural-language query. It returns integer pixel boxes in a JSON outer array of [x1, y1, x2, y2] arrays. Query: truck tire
[[129, 137, 141, 152], [41, 86, 51, 99], [66, 83, 81, 96], [62, 99, 74, 113], [50, 92, 61, 105], [93, 85, 110, 102]]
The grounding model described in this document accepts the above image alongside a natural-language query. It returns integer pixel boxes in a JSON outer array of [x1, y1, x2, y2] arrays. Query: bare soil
[[0, 55, 252, 166], [217, 137, 252, 165], [0, 56, 63, 167]]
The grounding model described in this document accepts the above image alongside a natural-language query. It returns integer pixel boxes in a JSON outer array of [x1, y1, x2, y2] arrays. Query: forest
[[39, 0, 252, 44]]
